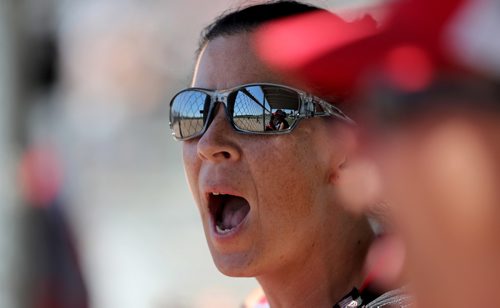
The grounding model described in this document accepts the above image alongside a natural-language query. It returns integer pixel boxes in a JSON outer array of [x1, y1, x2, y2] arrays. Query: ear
[[326, 124, 383, 213], [327, 124, 358, 185], [338, 154, 349, 170]]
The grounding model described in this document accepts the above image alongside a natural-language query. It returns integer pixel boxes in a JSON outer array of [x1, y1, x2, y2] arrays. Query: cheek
[[182, 142, 201, 200], [247, 134, 330, 226]]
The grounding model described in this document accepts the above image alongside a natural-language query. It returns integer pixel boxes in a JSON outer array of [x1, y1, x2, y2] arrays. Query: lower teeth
[[216, 224, 232, 234]]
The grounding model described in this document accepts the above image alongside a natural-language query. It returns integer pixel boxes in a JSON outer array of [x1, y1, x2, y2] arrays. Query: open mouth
[[209, 193, 251, 235]]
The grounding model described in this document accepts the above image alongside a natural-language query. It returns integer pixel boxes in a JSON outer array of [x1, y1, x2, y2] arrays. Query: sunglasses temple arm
[[316, 99, 356, 125]]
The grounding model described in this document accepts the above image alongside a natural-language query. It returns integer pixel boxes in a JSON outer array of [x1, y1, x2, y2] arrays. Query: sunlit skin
[[182, 32, 374, 307], [343, 108, 500, 307], [373, 112, 500, 308]]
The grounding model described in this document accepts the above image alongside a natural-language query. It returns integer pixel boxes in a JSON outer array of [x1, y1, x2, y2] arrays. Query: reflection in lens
[[170, 90, 210, 139], [232, 85, 299, 132]]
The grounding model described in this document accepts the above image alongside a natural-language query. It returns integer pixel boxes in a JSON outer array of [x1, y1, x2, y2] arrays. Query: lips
[[208, 192, 251, 235]]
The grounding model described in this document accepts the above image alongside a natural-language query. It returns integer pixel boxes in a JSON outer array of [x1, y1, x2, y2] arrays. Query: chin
[[210, 250, 258, 277]]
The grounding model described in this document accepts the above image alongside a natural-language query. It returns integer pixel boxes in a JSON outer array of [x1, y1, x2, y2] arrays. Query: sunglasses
[[169, 83, 354, 141]]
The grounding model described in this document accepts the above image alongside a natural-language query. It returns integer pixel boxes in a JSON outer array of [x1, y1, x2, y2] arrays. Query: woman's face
[[182, 32, 353, 276]]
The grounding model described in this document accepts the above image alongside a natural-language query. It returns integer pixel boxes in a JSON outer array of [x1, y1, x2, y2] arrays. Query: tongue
[[220, 196, 250, 230]]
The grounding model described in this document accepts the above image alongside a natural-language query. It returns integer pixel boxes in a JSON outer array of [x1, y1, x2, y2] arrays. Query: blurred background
[[0, 0, 379, 307]]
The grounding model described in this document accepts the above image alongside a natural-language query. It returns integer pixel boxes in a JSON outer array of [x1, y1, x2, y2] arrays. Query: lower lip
[[209, 214, 249, 241]]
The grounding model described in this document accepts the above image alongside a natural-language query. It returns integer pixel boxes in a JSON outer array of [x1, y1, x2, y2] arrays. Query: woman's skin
[[182, 32, 374, 307]]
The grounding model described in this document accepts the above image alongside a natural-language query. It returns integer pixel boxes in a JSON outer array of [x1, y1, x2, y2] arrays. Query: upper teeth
[[212, 192, 224, 195]]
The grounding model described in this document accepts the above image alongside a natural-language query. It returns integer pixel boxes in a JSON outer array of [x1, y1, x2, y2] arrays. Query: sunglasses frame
[[169, 82, 355, 141]]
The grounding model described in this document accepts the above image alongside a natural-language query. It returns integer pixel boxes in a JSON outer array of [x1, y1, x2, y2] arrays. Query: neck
[[256, 219, 373, 308]]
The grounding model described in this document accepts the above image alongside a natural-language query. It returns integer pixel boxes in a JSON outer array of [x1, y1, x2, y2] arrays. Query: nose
[[197, 103, 241, 162]]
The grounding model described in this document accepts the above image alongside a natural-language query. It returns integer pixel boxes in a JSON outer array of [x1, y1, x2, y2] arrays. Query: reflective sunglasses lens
[[170, 90, 210, 140], [231, 85, 300, 132]]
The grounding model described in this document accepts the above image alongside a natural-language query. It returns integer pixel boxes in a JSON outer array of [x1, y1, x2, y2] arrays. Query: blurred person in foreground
[[168, 1, 413, 307], [256, 0, 500, 307]]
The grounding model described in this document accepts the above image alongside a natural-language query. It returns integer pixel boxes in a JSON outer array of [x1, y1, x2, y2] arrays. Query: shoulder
[[335, 287, 414, 308], [363, 287, 414, 308]]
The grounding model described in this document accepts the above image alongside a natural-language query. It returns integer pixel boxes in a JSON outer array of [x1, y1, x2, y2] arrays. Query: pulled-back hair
[[197, 1, 325, 55]]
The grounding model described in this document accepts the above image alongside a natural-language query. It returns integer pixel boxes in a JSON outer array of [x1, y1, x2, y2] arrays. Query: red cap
[[254, 0, 499, 98]]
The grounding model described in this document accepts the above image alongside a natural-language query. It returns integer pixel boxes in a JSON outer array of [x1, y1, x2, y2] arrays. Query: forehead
[[192, 32, 285, 90]]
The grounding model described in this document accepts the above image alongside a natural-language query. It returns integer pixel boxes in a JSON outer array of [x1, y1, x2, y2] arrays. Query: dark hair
[[197, 1, 324, 55]]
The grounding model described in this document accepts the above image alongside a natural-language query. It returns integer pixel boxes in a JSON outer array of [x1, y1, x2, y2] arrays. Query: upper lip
[[203, 185, 244, 202]]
